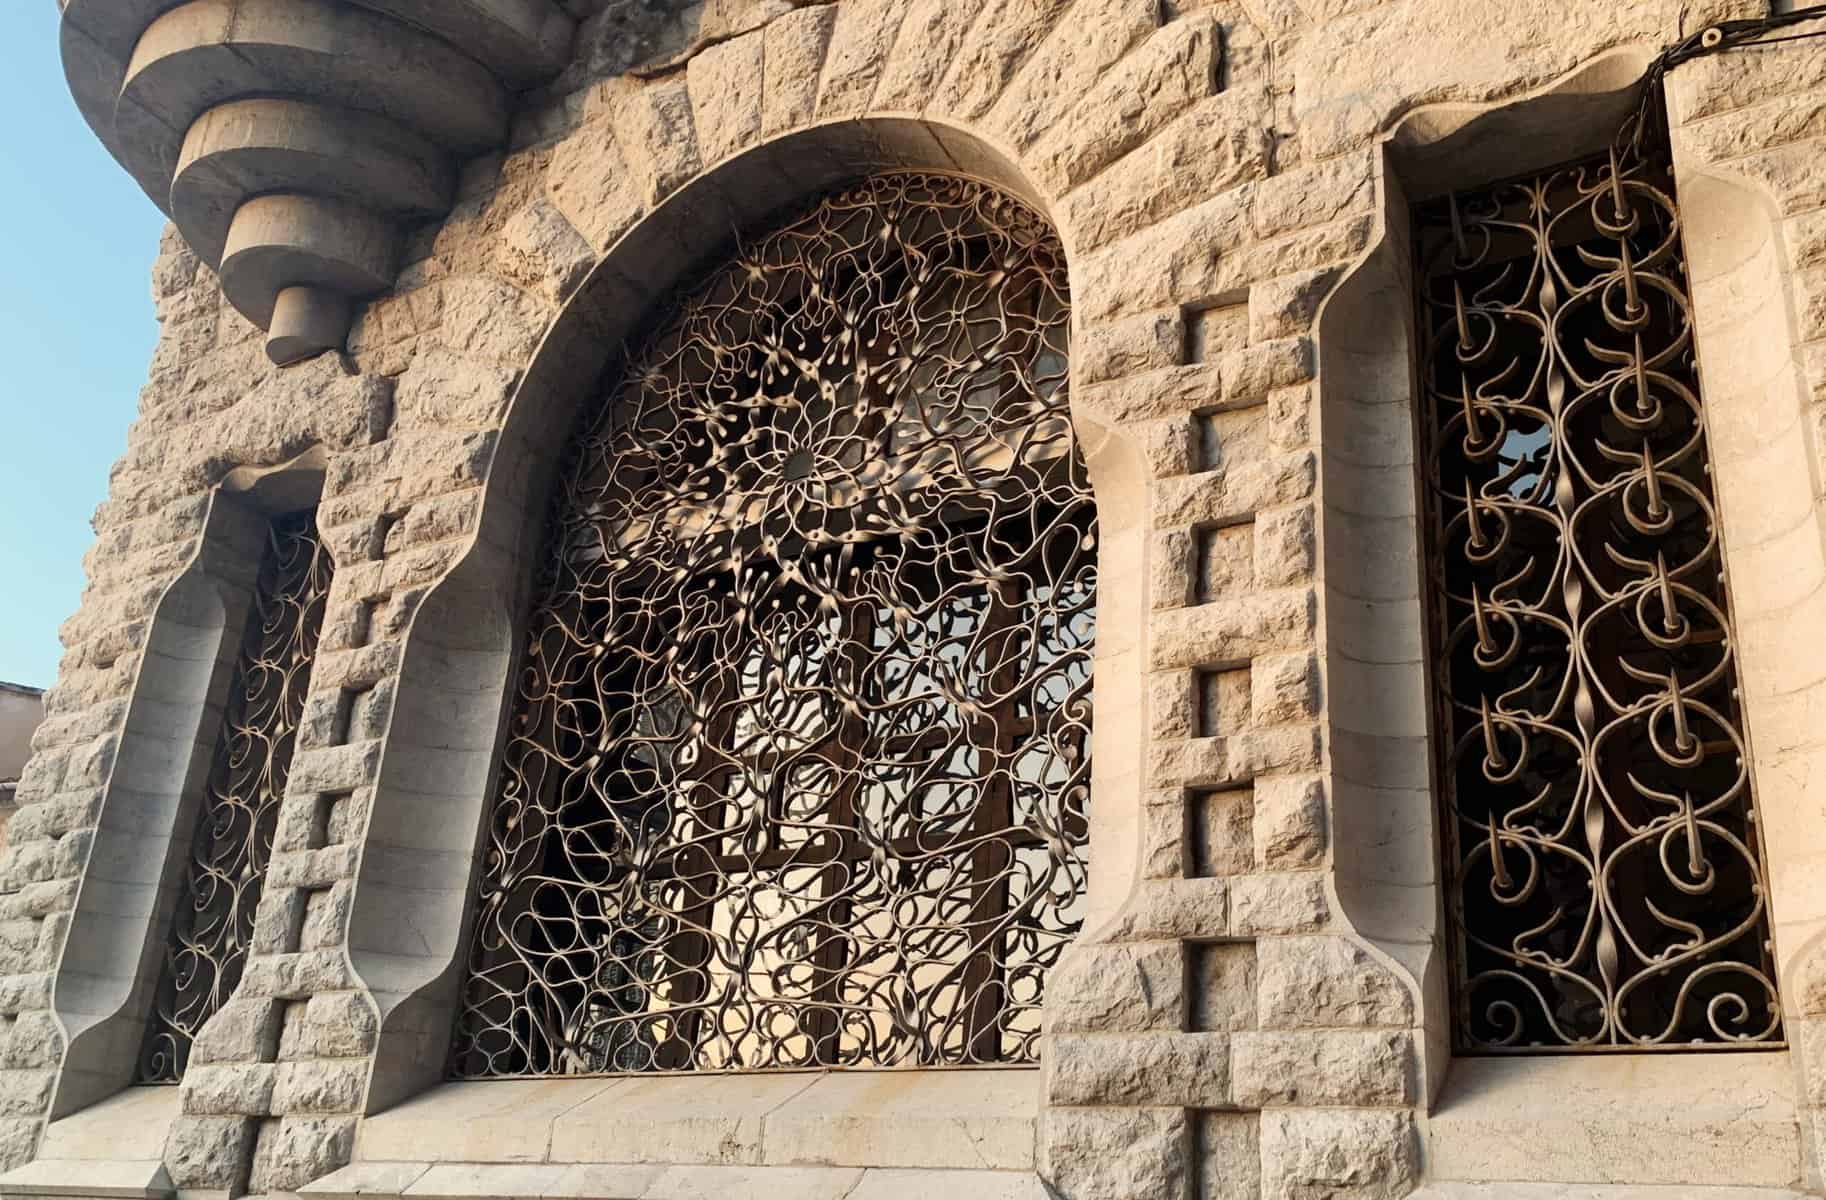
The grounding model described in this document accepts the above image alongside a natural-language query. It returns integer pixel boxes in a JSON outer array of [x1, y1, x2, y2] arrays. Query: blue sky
[[1, 7, 166, 689]]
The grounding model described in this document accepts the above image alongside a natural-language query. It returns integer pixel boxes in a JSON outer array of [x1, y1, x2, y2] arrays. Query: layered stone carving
[[58, 0, 575, 364]]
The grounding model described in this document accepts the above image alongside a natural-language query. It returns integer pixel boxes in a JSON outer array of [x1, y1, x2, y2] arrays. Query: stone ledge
[[0, 1159, 172, 1200], [1425, 1053, 1802, 1189], [0, 1088, 179, 1199], [304, 1162, 1051, 1200], [355, 1069, 1040, 1172]]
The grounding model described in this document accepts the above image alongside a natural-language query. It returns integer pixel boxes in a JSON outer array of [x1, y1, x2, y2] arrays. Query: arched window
[[451, 174, 1095, 1077], [1413, 131, 1783, 1053]]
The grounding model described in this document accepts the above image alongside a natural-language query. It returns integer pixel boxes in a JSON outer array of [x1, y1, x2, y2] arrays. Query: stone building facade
[[8, 0, 1826, 1197], [0, 684, 47, 851]]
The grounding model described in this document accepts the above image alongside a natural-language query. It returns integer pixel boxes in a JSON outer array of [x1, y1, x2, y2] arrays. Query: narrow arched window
[[452, 174, 1095, 1077], [1414, 133, 1782, 1053], [137, 510, 333, 1082]]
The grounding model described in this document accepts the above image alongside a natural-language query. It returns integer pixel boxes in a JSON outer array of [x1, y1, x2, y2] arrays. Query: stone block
[[0, 1011, 62, 1070], [1142, 416, 1195, 479], [0, 1070, 51, 1119], [1047, 941, 1184, 1034], [288, 741, 383, 794], [1151, 529, 1197, 612], [166, 1115, 258, 1191], [1229, 871, 1329, 935], [1150, 588, 1316, 671], [1254, 152, 1375, 240], [1231, 1030, 1414, 1107], [549, 1073, 787, 1166], [1250, 266, 1345, 342], [1149, 735, 1238, 792], [688, 30, 765, 165], [1251, 652, 1319, 726], [761, 5, 838, 133], [1150, 673, 1196, 741], [272, 1060, 368, 1115], [1077, 187, 1253, 322], [0, 926, 39, 979], [1082, 363, 1222, 425], [985, 0, 1158, 150], [1048, 1032, 1229, 1108], [546, 121, 645, 254], [1107, 878, 1228, 941], [0, 974, 52, 1017], [248, 1115, 358, 1194], [50, 829, 94, 881], [1029, 16, 1220, 193], [1153, 450, 1316, 528], [181, 1063, 276, 1117], [1254, 504, 1316, 588], [1079, 309, 1185, 385], [872, 0, 990, 113], [269, 845, 361, 891], [1252, 775, 1327, 870], [191, 996, 283, 1066], [844, 1170, 1051, 1200], [0, 844, 56, 892], [394, 347, 518, 436], [1256, 935, 1412, 1029], [603, 77, 701, 204], [1192, 527, 1255, 608], [0, 1118, 37, 1172], [815, 0, 910, 118], [494, 199, 593, 304], [932, 0, 1074, 123], [1141, 789, 1190, 880], [1259, 1108, 1415, 1200], [1426, 1054, 1799, 1188], [1067, 92, 1271, 251], [1044, 1106, 1187, 1200]]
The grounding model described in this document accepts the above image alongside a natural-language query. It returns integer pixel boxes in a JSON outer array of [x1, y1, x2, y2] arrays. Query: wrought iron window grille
[[136, 510, 333, 1083], [450, 173, 1096, 1079], [1414, 123, 1783, 1054]]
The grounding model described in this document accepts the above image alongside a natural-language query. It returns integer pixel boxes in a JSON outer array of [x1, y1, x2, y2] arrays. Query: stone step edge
[[303, 1161, 1053, 1200]]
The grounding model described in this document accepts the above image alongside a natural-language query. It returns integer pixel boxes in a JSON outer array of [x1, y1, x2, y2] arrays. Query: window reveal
[[450, 174, 1095, 1077], [137, 510, 333, 1083], [1414, 135, 1782, 1052]]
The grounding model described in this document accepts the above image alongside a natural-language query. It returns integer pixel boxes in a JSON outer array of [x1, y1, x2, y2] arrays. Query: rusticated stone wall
[[8, 1, 1826, 1197]]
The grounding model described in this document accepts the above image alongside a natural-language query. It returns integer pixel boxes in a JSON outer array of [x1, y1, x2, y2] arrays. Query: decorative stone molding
[[58, 0, 576, 365]]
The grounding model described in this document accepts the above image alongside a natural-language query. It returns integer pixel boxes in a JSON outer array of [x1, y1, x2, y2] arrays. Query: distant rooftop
[[0, 682, 44, 698]]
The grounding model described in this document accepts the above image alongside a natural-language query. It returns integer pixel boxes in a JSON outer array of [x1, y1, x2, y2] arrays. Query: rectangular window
[[1412, 143, 1783, 1053]]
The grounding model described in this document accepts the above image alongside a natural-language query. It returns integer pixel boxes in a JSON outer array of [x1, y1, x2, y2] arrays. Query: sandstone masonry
[[10, 1, 1826, 1198]]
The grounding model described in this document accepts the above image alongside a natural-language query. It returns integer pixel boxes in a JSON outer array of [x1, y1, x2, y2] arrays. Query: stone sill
[[0, 1087, 178, 1200], [355, 1068, 1040, 1173], [1424, 1051, 1803, 1189], [303, 1163, 1048, 1200]]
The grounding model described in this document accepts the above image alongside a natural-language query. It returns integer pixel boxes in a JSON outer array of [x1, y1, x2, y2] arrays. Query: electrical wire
[[1628, 3, 1826, 156]]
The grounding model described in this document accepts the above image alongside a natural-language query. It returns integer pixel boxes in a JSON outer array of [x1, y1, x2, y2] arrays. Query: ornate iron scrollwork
[[137, 511, 332, 1083], [1415, 129, 1782, 1052], [451, 174, 1095, 1077]]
